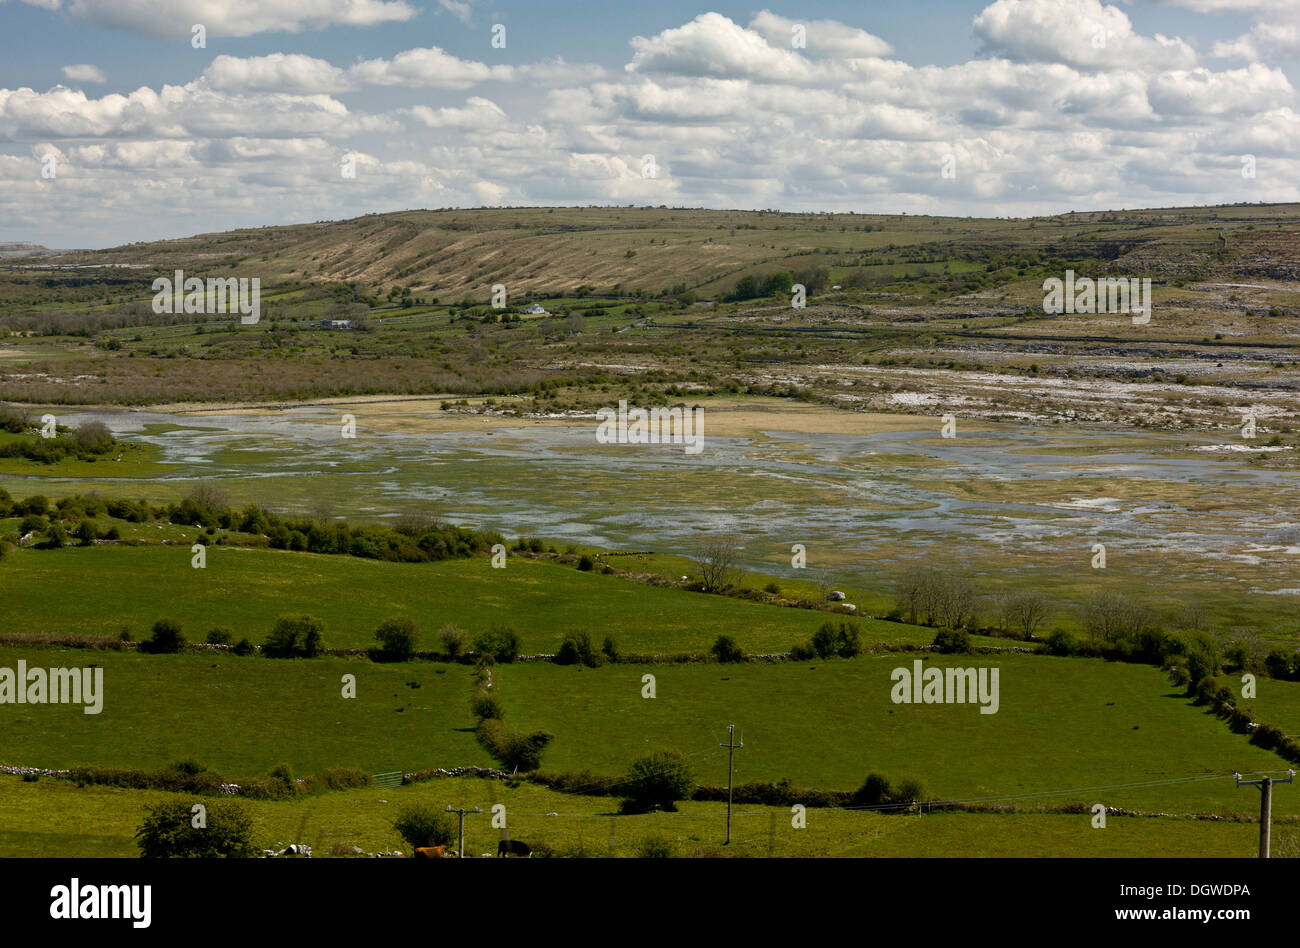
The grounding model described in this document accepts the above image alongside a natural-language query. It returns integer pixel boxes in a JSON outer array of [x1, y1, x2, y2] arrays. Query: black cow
[[498, 839, 531, 858]]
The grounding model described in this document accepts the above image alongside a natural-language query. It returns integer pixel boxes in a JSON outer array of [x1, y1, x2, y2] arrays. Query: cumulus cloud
[[203, 54, 349, 94], [626, 12, 821, 82], [348, 46, 513, 88], [748, 10, 893, 58], [410, 97, 507, 130], [61, 64, 106, 84], [974, 0, 1197, 71]]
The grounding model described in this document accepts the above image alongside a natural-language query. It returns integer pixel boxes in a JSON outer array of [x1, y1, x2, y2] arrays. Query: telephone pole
[[444, 805, 482, 858], [720, 724, 743, 845], [1235, 771, 1294, 858]]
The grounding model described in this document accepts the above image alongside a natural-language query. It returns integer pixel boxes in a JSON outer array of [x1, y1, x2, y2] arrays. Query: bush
[[142, 618, 185, 654], [1266, 649, 1294, 681], [263, 614, 324, 658], [710, 635, 747, 663], [931, 628, 972, 654], [231, 637, 255, 657], [621, 750, 694, 814], [392, 805, 456, 851], [602, 636, 621, 663], [206, 627, 233, 646], [1047, 629, 1079, 656], [474, 625, 520, 663], [809, 621, 862, 658], [577, 554, 595, 571], [439, 624, 466, 660], [471, 692, 504, 720], [476, 719, 553, 772], [374, 617, 418, 662], [135, 799, 257, 858], [850, 772, 926, 812], [789, 642, 816, 661], [556, 631, 604, 667], [637, 835, 676, 858]]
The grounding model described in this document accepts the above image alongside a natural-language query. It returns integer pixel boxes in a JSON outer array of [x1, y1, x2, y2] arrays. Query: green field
[[0, 545, 947, 655], [0, 774, 1277, 859], [497, 656, 1296, 816], [0, 647, 489, 778]]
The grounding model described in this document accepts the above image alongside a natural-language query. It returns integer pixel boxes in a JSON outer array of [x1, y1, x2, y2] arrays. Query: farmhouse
[[320, 319, 355, 330], [521, 303, 548, 315]]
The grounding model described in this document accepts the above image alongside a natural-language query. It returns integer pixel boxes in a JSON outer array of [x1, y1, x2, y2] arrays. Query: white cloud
[[61, 64, 106, 84], [348, 46, 514, 88], [436, 0, 473, 25], [974, 0, 1197, 71], [203, 54, 350, 94], [748, 10, 893, 59], [410, 97, 507, 130], [626, 13, 821, 82]]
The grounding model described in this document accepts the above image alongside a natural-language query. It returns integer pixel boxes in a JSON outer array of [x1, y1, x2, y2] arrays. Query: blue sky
[[1, 0, 1296, 247]]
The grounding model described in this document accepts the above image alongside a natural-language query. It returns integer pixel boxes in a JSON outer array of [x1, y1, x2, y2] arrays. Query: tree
[[392, 806, 456, 852], [142, 618, 185, 654], [264, 614, 325, 658], [374, 617, 418, 662], [439, 624, 466, 660], [69, 421, 114, 455], [710, 635, 747, 663], [693, 533, 744, 593], [999, 591, 1051, 639], [1082, 593, 1150, 644], [136, 799, 256, 858], [896, 566, 941, 625], [621, 750, 694, 813], [473, 624, 520, 663]]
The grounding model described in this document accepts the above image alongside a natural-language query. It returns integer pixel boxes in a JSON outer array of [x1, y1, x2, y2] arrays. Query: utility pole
[[1235, 771, 1294, 858], [445, 805, 482, 858], [720, 724, 743, 845]]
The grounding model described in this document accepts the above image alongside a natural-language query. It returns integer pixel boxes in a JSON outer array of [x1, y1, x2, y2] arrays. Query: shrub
[[135, 799, 257, 858], [374, 617, 418, 662], [602, 636, 621, 663], [1266, 649, 1294, 681], [142, 618, 185, 654], [392, 805, 456, 851], [621, 750, 694, 814], [710, 635, 747, 663], [789, 642, 816, 661], [556, 631, 604, 667], [577, 554, 595, 571], [304, 767, 371, 793], [637, 835, 676, 858], [206, 628, 233, 646], [231, 637, 255, 656], [931, 628, 972, 654], [263, 614, 325, 658], [850, 772, 926, 812], [471, 693, 504, 720], [810, 621, 861, 658], [474, 624, 520, 663], [439, 624, 466, 660], [476, 719, 553, 771]]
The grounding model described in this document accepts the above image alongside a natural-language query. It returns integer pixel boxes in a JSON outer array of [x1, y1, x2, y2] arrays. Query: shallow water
[[20, 406, 1294, 596]]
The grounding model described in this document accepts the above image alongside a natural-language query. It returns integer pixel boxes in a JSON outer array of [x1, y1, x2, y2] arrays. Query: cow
[[497, 839, 531, 858], [414, 845, 446, 859]]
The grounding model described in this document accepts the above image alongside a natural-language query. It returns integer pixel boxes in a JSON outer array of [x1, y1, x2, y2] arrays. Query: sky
[[1, 0, 1297, 248]]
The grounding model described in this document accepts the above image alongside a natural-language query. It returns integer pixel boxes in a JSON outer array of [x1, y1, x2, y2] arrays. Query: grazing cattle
[[497, 839, 531, 858], [414, 845, 446, 859]]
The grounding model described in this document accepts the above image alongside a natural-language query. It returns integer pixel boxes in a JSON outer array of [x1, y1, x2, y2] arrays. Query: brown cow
[[414, 845, 446, 859]]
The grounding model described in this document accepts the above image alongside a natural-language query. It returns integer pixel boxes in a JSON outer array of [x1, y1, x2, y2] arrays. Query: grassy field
[[0, 545, 950, 655], [496, 655, 1298, 816], [0, 647, 490, 778], [0, 774, 1277, 858]]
